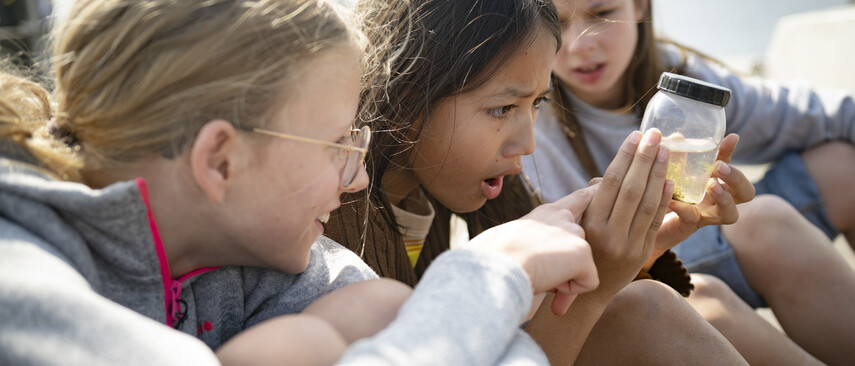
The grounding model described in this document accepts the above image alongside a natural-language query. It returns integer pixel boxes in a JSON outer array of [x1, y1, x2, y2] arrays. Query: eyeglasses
[[245, 125, 371, 187]]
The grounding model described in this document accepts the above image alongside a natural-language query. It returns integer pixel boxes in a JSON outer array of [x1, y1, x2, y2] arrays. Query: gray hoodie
[[524, 42, 855, 203], [0, 141, 548, 365]]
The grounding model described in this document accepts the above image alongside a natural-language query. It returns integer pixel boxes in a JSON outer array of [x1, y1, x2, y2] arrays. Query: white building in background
[[764, 5, 855, 93], [653, 0, 851, 75]]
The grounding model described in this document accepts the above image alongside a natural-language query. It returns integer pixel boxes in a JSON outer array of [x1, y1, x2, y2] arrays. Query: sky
[[653, 0, 851, 70]]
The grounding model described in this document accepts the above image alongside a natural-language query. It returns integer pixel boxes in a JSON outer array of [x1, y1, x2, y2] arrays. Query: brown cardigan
[[324, 174, 693, 296], [324, 174, 537, 287]]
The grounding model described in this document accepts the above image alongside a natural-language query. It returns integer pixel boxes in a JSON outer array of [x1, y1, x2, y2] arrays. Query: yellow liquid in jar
[[662, 137, 719, 204]]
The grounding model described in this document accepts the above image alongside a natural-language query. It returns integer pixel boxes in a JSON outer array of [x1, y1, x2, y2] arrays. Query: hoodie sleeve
[[677, 45, 855, 164], [240, 236, 379, 330], [0, 220, 222, 366], [336, 249, 548, 366]]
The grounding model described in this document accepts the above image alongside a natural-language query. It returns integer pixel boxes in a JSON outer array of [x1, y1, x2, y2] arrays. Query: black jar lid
[[657, 72, 732, 107]]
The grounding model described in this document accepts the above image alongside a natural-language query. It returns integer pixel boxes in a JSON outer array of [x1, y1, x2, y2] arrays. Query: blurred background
[[4, 0, 853, 84], [3, 0, 854, 331]]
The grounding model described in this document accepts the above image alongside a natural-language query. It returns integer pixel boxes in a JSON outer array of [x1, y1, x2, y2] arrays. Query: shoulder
[[232, 237, 378, 297], [314, 235, 379, 281]]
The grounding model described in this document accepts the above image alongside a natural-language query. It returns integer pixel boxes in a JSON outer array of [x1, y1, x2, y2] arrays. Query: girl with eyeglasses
[[0, 0, 612, 365], [325, 0, 751, 364]]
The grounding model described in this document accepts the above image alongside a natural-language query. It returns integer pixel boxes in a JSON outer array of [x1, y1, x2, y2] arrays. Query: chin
[[441, 196, 487, 214], [279, 255, 312, 274]]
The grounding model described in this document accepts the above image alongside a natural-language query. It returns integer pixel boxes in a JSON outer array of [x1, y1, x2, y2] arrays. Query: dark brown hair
[[326, 0, 559, 285]]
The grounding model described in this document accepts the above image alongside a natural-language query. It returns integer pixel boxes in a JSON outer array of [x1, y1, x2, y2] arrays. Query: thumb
[[551, 183, 601, 219], [550, 293, 578, 316]]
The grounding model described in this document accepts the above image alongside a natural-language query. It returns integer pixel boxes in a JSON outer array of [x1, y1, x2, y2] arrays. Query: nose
[[502, 113, 537, 158], [342, 162, 369, 192], [566, 22, 596, 54]]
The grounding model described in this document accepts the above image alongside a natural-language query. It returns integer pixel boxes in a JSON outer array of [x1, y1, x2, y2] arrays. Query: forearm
[[525, 289, 614, 365], [338, 249, 541, 366]]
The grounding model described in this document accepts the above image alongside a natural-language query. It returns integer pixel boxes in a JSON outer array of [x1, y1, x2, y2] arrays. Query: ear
[[635, 0, 650, 22], [190, 119, 240, 204]]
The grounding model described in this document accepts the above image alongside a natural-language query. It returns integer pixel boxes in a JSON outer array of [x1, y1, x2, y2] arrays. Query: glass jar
[[640, 72, 731, 204]]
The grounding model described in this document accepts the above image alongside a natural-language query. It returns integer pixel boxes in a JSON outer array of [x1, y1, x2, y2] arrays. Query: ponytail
[[0, 71, 82, 180]]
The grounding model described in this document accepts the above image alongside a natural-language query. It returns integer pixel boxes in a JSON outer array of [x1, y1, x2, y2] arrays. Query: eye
[[593, 9, 615, 19], [488, 105, 516, 119], [533, 96, 550, 109]]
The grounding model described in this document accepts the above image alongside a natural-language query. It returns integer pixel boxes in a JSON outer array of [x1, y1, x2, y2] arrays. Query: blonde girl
[[0, 0, 605, 365]]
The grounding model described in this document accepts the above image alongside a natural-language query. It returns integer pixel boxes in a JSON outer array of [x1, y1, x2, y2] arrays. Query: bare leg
[[687, 274, 822, 365], [802, 141, 855, 249], [723, 195, 855, 365], [216, 314, 347, 366], [302, 278, 412, 343], [575, 280, 746, 366]]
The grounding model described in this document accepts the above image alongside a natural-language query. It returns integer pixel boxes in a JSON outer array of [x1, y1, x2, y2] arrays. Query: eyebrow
[[491, 85, 552, 99]]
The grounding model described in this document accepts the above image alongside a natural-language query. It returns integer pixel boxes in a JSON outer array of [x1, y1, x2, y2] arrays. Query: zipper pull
[[169, 281, 187, 329]]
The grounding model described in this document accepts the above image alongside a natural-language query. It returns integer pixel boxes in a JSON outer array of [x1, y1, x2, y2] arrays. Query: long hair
[[624, 0, 663, 112], [0, 0, 362, 181], [549, 0, 728, 179], [325, 0, 558, 284]]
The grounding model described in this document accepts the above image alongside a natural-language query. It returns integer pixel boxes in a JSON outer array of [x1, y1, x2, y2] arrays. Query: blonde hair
[[0, 0, 362, 181]]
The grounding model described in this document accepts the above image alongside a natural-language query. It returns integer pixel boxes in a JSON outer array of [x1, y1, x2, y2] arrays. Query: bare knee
[[802, 141, 855, 231], [731, 195, 798, 233], [688, 274, 747, 327], [802, 141, 855, 164], [604, 280, 690, 324], [691, 273, 735, 300], [724, 194, 813, 253]]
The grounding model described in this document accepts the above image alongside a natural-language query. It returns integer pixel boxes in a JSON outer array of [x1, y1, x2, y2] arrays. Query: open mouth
[[481, 177, 504, 200], [572, 63, 605, 83], [575, 63, 603, 73]]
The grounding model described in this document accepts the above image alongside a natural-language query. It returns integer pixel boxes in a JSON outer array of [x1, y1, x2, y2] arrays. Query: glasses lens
[[341, 126, 371, 187]]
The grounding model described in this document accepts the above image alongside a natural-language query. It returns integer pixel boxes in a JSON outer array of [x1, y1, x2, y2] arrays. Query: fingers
[[638, 179, 675, 254], [712, 161, 755, 204], [550, 293, 578, 316], [715, 134, 739, 164], [700, 178, 739, 226], [586, 131, 643, 223], [551, 183, 601, 219], [611, 129, 666, 231], [667, 200, 700, 227], [550, 270, 599, 315]]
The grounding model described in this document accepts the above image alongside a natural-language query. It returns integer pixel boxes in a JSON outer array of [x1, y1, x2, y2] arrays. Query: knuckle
[[601, 171, 623, 188], [722, 211, 738, 225], [651, 165, 668, 180], [634, 149, 656, 165], [557, 209, 577, 222], [617, 145, 635, 161], [569, 223, 585, 238], [621, 185, 644, 201], [648, 216, 664, 232], [639, 200, 660, 217]]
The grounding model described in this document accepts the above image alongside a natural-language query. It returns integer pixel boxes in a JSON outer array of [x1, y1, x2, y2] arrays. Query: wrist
[[642, 248, 668, 271]]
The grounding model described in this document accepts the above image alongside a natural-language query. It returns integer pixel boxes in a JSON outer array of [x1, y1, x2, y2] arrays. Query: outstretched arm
[[526, 129, 673, 365]]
